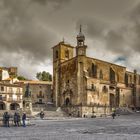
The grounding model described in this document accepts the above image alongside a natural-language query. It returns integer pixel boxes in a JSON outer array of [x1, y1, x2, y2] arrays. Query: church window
[[125, 73, 128, 86], [56, 50, 58, 59], [65, 50, 69, 58], [99, 70, 103, 79], [92, 63, 97, 78], [110, 67, 115, 83], [117, 74, 119, 82]]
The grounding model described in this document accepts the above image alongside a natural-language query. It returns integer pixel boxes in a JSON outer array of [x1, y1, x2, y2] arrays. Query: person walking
[[112, 111, 116, 119], [22, 112, 26, 127]]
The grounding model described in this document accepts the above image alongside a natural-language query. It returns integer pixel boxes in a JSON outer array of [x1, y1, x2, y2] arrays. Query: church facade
[[53, 27, 140, 117]]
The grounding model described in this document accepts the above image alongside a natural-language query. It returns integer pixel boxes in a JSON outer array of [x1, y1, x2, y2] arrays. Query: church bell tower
[[76, 25, 87, 56]]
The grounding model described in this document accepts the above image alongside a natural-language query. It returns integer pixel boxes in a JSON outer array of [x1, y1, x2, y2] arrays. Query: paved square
[[0, 114, 140, 140]]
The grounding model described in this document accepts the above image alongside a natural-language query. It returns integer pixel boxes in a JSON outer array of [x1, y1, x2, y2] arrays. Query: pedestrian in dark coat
[[22, 113, 26, 127], [3, 112, 6, 127], [4, 112, 10, 127], [14, 112, 18, 126], [17, 113, 21, 126], [112, 111, 116, 119]]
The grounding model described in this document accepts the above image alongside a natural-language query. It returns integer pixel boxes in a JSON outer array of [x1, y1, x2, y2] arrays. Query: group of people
[[3, 112, 26, 127]]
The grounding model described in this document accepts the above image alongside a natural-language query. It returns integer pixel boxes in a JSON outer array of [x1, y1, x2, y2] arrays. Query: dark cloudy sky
[[0, 0, 140, 79]]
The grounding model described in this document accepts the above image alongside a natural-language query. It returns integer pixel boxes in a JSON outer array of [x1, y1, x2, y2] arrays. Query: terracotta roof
[[0, 83, 22, 87]]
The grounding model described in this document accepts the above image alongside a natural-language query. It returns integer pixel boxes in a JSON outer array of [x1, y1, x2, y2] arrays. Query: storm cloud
[[0, 0, 140, 78]]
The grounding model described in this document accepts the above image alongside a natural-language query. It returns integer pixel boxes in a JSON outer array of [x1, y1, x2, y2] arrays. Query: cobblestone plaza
[[0, 114, 140, 140]]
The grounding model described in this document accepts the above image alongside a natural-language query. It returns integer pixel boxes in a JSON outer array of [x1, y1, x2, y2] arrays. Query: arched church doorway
[[65, 98, 70, 106], [0, 102, 6, 110], [10, 103, 20, 110]]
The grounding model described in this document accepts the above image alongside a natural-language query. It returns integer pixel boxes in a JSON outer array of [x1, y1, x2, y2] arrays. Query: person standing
[[14, 112, 18, 126], [22, 112, 26, 127], [17, 113, 21, 126], [3, 112, 6, 127], [4, 112, 10, 127]]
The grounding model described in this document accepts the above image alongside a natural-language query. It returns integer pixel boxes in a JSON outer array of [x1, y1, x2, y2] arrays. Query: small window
[[1, 86, 4, 91]]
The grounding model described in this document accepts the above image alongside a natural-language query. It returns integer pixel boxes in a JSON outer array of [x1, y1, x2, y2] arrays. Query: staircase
[[33, 107, 69, 118], [115, 107, 135, 115]]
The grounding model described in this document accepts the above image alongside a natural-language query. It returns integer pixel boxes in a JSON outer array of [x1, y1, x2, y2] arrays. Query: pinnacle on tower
[[77, 25, 85, 46]]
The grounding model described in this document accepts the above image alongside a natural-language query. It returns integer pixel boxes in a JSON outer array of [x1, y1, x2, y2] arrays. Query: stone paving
[[0, 114, 140, 140]]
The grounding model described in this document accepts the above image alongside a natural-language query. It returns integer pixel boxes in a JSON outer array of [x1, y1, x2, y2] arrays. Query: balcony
[[0, 97, 6, 101]]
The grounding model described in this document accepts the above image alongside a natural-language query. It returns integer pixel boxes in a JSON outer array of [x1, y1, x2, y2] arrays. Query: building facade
[[0, 67, 17, 79], [0, 83, 23, 111], [53, 27, 140, 117], [17, 80, 53, 110]]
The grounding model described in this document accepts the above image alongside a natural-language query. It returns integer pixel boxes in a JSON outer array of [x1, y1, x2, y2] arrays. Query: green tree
[[36, 71, 52, 81], [17, 75, 27, 80]]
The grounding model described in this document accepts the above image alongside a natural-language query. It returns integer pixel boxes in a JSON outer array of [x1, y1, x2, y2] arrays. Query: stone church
[[53, 27, 140, 117]]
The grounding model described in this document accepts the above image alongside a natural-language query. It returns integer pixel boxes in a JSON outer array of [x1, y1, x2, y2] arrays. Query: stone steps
[[34, 107, 68, 118], [116, 107, 135, 115]]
